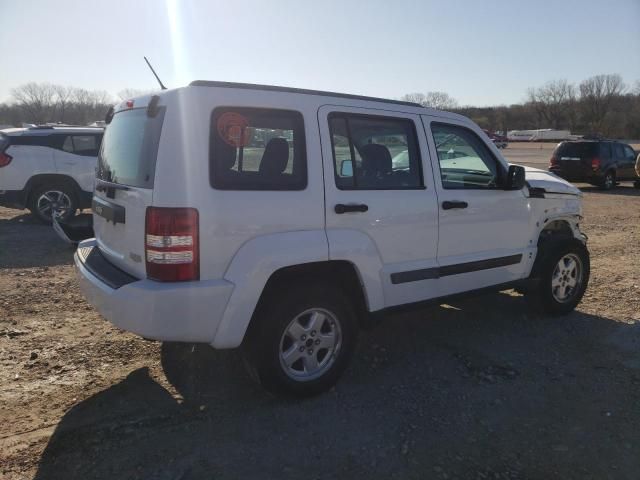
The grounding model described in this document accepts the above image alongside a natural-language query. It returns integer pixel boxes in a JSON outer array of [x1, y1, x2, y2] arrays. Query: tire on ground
[[530, 239, 590, 316], [28, 183, 78, 224], [242, 280, 358, 397], [599, 170, 615, 190]]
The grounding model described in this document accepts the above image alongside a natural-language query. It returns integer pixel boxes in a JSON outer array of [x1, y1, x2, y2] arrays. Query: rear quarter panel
[[151, 87, 328, 281], [1, 145, 55, 191]]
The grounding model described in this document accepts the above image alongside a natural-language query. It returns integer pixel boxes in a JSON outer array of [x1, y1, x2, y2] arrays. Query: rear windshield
[[0, 133, 8, 152], [97, 107, 165, 188], [555, 142, 598, 158]]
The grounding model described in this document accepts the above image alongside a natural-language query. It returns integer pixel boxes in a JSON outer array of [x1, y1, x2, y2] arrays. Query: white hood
[[520, 165, 582, 196]]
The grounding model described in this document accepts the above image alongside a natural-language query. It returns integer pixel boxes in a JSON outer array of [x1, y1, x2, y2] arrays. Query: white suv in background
[[0, 126, 103, 222], [75, 82, 590, 397]]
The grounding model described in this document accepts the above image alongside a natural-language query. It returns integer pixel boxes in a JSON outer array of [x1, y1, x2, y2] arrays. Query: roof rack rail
[[189, 80, 422, 108]]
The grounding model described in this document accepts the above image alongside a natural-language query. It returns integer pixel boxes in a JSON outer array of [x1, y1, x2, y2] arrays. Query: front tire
[[532, 240, 590, 315], [243, 281, 358, 397], [28, 183, 78, 224]]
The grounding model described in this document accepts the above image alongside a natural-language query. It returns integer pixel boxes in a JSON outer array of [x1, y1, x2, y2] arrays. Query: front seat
[[359, 143, 392, 187], [259, 138, 290, 181]]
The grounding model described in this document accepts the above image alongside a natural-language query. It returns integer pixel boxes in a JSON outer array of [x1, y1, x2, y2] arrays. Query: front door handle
[[442, 200, 468, 210], [335, 203, 369, 214]]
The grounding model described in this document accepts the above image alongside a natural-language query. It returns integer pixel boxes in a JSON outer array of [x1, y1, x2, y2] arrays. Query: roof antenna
[[144, 56, 167, 90]]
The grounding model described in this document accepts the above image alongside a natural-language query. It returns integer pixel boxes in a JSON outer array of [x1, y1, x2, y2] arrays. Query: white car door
[[422, 115, 533, 296], [319, 105, 440, 308], [54, 134, 100, 192]]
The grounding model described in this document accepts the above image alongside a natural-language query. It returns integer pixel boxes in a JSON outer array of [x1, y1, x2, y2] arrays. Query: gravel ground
[[1, 174, 640, 479]]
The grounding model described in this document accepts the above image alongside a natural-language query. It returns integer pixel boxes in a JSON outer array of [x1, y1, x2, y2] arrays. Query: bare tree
[[52, 85, 74, 123], [10, 83, 57, 124], [526, 79, 576, 129], [579, 74, 626, 133], [401, 91, 458, 110]]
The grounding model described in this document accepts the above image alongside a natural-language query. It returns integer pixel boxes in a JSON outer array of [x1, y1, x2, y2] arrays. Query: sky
[[1, 0, 639, 106]]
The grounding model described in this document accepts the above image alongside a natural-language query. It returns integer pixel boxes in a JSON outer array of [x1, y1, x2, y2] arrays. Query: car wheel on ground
[[243, 281, 358, 397], [29, 183, 78, 224], [530, 240, 590, 315], [600, 170, 615, 190]]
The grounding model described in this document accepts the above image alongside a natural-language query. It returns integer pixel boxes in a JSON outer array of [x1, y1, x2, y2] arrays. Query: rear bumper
[[74, 239, 234, 344], [548, 167, 603, 184]]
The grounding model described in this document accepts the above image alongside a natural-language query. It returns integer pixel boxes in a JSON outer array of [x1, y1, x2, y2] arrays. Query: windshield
[[97, 107, 165, 188]]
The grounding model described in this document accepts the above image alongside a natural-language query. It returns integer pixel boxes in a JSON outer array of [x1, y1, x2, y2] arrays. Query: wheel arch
[[531, 217, 586, 278], [212, 229, 384, 349], [25, 174, 83, 206]]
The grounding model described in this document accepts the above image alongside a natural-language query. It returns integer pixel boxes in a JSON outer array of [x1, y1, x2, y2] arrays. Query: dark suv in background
[[549, 140, 637, 190]]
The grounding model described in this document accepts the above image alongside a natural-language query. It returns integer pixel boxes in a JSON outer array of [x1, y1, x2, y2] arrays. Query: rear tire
[[599, 170, 615, 190], [243, 281, 358, 397], [529, 240, 590, 315], [28, 183, 78, 224]]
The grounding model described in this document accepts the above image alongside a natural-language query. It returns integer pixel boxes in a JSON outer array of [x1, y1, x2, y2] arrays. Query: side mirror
[[340, 160, 353, 177], [504, 164, 526, 190]]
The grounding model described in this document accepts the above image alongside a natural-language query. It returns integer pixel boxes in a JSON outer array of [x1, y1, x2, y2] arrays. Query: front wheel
[[531, 240, 590, 315], [243, 281, 358, 397]]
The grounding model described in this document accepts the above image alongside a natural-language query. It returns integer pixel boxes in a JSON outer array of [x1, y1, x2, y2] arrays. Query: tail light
[[549, 156, 559, 167], [591, 158, 601, 170], [145, 207, 199, 282], [0, 151, 12, 167]]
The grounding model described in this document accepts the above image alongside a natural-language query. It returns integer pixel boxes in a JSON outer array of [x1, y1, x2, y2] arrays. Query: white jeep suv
[[0, 126, 103, 222], [75, 82, 589, 397]]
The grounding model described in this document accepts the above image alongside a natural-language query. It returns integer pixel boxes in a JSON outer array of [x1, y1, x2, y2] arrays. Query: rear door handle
[[335, 203, 369, 214], [442, 201, 468, 210]]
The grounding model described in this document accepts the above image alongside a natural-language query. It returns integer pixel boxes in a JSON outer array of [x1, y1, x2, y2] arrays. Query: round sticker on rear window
[[217, 112, 251, 147]]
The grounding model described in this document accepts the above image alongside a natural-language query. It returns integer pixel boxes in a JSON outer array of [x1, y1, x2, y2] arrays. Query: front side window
[[431, 123, 502, 189], [210, 108, 306, 190], [623, 145, 636, 161], [329, 113, 423, 190]]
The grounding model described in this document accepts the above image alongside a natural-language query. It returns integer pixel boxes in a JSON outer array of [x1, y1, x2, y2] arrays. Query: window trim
[[430, 121, 506, 191], [209, 106, 308, 191], [328, 111, 426, 191]]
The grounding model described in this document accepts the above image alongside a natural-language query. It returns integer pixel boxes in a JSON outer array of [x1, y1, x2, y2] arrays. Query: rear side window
[[8, 135, 54, 147], [599, 143, 611, 159], [555, 142, 598, 158], [328, 113, 423, 190], [210, 108, 306, 191], [62, 135, 102, 156], [0, 133, 8, 152], [97, 108, 165, 188]]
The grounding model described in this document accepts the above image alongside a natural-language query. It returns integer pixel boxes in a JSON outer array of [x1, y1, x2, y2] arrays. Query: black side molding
[[390, 254, 523, 285]]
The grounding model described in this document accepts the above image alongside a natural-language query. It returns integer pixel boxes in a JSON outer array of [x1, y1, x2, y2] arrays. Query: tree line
[[403, 74, 640, 139], [0, 84, 151, 127], [1, 74, 639, 139]]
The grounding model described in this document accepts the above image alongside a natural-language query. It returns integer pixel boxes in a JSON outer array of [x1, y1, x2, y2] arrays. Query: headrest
[[259, 138, 290, 175]]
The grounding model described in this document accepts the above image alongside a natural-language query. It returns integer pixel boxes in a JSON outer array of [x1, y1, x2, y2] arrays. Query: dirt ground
[[1, 163, 640, 479]]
